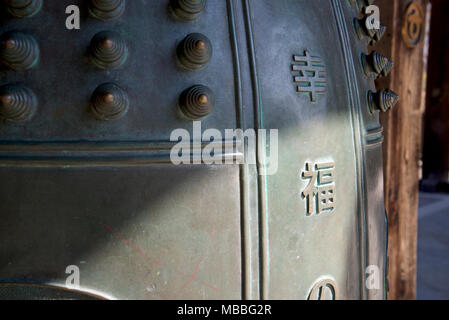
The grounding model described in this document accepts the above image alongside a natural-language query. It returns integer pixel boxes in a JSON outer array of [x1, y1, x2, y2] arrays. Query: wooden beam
[[375, 0, 429, 300]]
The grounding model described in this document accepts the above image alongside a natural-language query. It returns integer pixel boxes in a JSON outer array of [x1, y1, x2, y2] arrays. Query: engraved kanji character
[[301, 161, 318, 215]]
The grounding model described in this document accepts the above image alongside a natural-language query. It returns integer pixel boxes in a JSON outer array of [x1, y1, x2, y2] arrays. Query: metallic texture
[[307, 278, 339, 300], [0, 140, 243, 166], [354, 0, 374, 12], [291, 51, 327, 102], [178, 84, 214, 119], [354, 16, 386, 46], [176, 33, 212, 71], [90, 83, 129, 121], [379, 59, 393, 78], [371, 25, 387, 46], [0, 83, 37, 122], [89, 0, 126, 21], [169, 0, 206, 22], [89, 31, 128, 70], [3, 0, 42, 18], [368, 89, 400, 113], [0, 31, 39, 71], [0, 0, 394, 300], [0, 283, 101, 300], [362, 51, 393, 78]]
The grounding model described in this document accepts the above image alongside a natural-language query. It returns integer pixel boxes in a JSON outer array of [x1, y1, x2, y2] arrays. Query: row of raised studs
[[351, 0, 399, 113], [3, 0, 207, 22]]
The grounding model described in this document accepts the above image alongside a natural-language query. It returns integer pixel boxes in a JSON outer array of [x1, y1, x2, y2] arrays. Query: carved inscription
[[291, 51, 327, 102], [301, 161, 336, 215], [308, 278, 338, 300]]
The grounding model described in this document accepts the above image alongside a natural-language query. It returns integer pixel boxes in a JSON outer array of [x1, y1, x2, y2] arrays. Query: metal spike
[[370, 25, 387, 45], [169, 0, 206, 22], [89, 0, 126, 21], [90, 83, 129, 121], [89, 31, 128, 70], [379, 59, 394, 78], [362, 51, 390, 77], [0, 31, 39, 71], [178, 85, 215, 120], [0, 84, 37, 122], [176, 33, 212, 71], [368, 89, 399, 113]]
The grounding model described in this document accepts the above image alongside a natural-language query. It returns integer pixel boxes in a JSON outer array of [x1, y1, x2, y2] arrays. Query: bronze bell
[[0, 83, 37, 122], [0, 31, 39, 71], [362, 51, 393, 78], [368, 89, 399, 113], [90, 83, 129, 121], [177, 33, 212, 71], [4, 0, 42, 18], [178, 85, 214, 120], [169, 0, 206, 22], [89, 31, 128, 70], [89, 0, 126, 21]]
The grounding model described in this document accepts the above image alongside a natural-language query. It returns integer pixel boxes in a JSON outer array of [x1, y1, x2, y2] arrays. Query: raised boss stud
[[90, 83, 129, 121], [0, 31, 39, 71], [178, 85, 215, 120], [4, 0, 42, 18], [169, 0, 206, 22], [89, 31, 128, 70], [89, 0, 126, 21], [368, 89, 399, 113], [177, 33, 212, 71], [0, 83, 37, 122]]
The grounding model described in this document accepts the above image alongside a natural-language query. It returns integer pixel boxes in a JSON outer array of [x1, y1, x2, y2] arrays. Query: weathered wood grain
[[375, 0, 429, 300]]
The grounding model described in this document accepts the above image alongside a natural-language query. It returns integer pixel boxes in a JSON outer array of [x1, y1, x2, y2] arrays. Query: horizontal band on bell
[[0, 140, 244, 167]]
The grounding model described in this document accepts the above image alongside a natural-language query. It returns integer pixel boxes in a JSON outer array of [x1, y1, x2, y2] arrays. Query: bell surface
[[0, 0, 391, 300]]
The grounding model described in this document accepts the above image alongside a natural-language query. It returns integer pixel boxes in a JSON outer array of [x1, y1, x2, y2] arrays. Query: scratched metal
[[0, 166, 242, 299], [0, 0, 388, 300]]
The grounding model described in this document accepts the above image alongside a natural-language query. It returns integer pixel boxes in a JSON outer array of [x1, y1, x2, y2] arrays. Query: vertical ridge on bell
[[89, 31, 128, 70], [0, 31, 39, 71], [176, 33, 212, 71], [362, 51, 393, 78], [89, 0, 126, 21], [0, 83, 37, 122], [368, 89, 399, 113], [178, 85, 214, 120], [90, 83, 129, 121], [4, 0, 42, 18], [169, 0, 206, 22]]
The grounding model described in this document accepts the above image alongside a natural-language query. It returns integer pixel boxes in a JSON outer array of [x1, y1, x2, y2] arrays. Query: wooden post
[[375, 0, 429, 300]]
